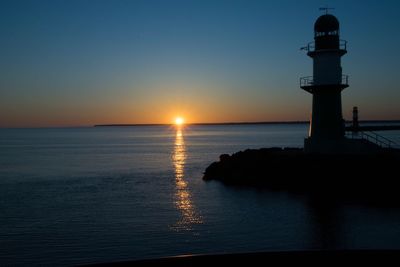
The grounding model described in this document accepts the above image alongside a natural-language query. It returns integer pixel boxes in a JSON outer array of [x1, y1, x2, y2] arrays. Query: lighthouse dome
[[314, 14, 339, 33]]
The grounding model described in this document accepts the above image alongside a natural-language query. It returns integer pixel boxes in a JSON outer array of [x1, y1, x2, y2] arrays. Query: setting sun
[[175, 117, 184, 125]]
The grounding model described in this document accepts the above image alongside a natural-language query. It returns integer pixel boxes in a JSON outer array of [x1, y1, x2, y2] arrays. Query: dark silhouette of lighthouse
[[301, 11, 349, 153]]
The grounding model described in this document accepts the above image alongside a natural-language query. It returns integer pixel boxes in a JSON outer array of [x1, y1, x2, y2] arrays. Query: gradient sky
[[1, 0, 400, 127]]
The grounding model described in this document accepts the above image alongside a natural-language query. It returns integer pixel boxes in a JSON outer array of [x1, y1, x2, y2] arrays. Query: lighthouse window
[[316, 31, 338, 37]]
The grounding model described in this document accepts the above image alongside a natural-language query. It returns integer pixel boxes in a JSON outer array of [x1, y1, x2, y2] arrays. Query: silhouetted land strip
[[94, 120, 400, 127], [94, 121, 308, 127], [203, 147, 400, 205], [95, 123, 170, 127]]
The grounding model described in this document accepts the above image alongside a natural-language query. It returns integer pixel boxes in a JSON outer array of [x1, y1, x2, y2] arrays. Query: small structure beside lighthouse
[[301, 11, 349, 153]]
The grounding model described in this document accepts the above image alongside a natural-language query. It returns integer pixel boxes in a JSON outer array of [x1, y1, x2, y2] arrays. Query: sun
[[175, 117, 184, 125]]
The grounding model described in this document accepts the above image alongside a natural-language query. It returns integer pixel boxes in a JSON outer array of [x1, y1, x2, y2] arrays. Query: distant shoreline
[[94, 121, 308, 127], [94, 120, 400, 127]]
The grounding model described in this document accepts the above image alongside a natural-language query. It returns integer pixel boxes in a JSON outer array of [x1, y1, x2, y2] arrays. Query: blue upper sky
[[1, 0, 400, 126]]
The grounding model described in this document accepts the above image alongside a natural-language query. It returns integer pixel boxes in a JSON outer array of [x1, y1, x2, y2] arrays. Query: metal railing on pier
[[346, 131, 398, 149]]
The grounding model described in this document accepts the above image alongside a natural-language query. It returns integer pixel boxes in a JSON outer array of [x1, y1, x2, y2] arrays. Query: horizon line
[[1, 119, 400, 129]]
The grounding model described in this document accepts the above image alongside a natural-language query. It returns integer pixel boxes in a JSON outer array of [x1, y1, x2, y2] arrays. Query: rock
[[219, 154, 230, 162]]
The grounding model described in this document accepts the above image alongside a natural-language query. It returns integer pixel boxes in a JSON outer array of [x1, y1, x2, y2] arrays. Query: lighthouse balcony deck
[[303, 40, 347, 53], [300, 75, 349, 92]]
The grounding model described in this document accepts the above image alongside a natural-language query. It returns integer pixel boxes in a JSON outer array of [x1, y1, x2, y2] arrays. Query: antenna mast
[[319, 6, 335, 15]]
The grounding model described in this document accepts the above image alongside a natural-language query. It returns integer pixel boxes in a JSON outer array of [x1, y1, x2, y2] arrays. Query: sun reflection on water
[[171, 127, 202, 231]]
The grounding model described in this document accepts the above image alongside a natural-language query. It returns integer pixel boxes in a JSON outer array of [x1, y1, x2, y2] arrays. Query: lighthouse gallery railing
[[300, 75, 349, 88], [302, 40, 347, 52]]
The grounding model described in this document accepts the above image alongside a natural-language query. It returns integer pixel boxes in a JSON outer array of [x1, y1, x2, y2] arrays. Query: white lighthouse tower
[[301, 11, 349, 153]]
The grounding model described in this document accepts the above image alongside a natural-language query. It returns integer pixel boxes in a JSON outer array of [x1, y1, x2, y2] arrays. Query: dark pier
[[346, 125, 400, 132]]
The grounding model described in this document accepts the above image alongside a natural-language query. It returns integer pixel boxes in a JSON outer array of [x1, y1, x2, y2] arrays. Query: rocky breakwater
[[203, 147, 400, 204]]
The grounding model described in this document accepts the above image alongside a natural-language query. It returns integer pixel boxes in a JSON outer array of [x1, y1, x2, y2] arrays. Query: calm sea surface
[[1, 124, 400, 265]]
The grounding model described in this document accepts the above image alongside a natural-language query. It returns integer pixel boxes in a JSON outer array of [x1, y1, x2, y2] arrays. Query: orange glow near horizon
[[4, 87, 399, 127]]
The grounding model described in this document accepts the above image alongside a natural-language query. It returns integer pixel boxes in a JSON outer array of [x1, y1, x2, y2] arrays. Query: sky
[[0, 0, 400, 127]]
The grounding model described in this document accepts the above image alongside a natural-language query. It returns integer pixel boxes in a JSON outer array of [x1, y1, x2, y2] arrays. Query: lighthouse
[[301, 12, 349, 153]]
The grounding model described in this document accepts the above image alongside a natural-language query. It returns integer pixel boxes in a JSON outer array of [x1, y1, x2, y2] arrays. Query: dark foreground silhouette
[[83, 250, 400, 266], [203, 148, 400, 205]]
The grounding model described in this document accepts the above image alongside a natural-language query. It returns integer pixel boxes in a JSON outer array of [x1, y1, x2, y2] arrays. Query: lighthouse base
[[304, 137, 382, 154]]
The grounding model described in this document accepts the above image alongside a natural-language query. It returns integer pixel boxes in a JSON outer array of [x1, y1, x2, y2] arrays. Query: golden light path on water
[[171, 126, 202, 231]]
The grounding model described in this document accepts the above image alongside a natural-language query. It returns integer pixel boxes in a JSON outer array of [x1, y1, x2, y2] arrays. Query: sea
[[1, 124, 400, 266]]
